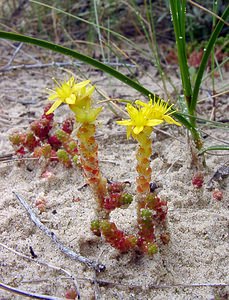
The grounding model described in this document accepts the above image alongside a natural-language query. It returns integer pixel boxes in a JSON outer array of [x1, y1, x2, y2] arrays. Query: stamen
[[52, 77, 61, 87]]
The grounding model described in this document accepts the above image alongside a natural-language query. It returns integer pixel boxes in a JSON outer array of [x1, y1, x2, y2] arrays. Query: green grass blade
[[191, 5, 229, 112], [0, 30, 193, 130], [198, 145, 229, 155], [169, 0, 193, 107], [0, 30, 153, 96]]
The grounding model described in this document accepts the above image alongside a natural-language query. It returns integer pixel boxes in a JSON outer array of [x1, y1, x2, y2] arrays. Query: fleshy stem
[[116, 98, 179, 253], [135, 128, 153, 196], [135, 129, 169, 254], [77, 124, 108, 219], [77, 123, 137, 252], [134, 128, 159, 254]]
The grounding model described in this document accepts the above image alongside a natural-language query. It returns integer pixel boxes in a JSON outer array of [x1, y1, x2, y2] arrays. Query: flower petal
[[65, 94, 76, 104], [116, 119, 133, 126], [145, 119, 163, 127], [46, 99, 62, 114], [48, 93, 58, 101], [163, 115, 181, 126], [126, 104, 138, 119], [86, 86, 95, 97], [75, 80, 91, 89], [133, 125, 144, 135], [126, 126, 132, 139]]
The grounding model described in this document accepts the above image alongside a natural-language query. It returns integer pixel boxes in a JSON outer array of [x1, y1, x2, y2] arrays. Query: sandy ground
[[0, 41, 228, 300]]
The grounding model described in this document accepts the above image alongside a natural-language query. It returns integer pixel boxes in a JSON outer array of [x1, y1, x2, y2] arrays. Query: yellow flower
[[136, 95, 181, 126], [74, 106, 103, 124], [117, 103, 163, 138], [70, 84, 95, 111], [46, 77, 92, 114], [117, 96, 181, 138]]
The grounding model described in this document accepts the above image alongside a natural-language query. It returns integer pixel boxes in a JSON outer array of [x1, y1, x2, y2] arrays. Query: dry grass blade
[[198, 89, 229, 103], [188, 0, 229, 26]]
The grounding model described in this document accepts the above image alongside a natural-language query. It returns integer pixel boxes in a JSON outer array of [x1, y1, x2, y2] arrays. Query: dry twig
[[13, 192, 106, 272], [0, 242, 80, 299], [4, 42, 23, 68], [76, 277, 229, 290], [0, 282, 64, 300]]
